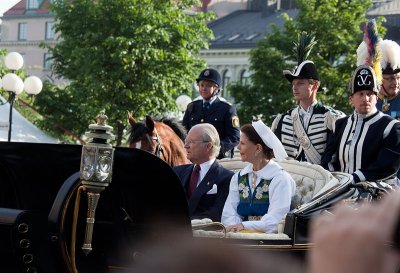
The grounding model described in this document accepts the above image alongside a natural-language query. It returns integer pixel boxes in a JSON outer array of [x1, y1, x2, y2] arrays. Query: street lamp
[[175, 94, 192, 120], [1, 52, 43, 141], [176, 94, 192, 112]]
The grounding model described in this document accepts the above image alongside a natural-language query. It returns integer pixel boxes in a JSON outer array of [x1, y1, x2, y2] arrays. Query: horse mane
[[158, 117, 187, 142]]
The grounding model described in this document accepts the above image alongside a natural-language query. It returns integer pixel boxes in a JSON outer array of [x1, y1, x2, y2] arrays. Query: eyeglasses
[[383, 76, 400, 83], [184, 139, 209, 145]]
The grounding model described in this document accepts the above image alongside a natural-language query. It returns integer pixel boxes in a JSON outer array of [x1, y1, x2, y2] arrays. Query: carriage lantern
[[80, 111, 115, 255]]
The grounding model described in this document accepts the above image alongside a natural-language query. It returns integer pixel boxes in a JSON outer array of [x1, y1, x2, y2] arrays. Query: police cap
[[196, 68, 222, 87]]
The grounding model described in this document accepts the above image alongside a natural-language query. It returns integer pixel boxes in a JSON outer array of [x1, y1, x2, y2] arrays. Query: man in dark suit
[[182, 68, 240, 159], [174, 123, 234, 222]]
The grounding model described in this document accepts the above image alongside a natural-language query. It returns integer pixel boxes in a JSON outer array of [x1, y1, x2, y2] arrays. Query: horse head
[[128, 113, 189, 166], [128, 113, 161, 156]]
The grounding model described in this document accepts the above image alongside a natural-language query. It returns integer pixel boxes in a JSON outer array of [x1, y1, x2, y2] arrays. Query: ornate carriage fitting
[[79, 112, 115, 255]]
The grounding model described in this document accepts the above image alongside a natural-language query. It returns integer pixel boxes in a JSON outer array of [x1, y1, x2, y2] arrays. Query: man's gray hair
[[193, 123, 220, 157]]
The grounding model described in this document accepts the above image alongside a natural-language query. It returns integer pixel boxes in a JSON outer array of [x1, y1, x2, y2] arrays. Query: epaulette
[[219, 98, 232, 106], [326, 106, 345, 117]]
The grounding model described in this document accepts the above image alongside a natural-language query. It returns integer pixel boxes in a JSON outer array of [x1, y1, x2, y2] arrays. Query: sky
[[0, 0, 20, 16]]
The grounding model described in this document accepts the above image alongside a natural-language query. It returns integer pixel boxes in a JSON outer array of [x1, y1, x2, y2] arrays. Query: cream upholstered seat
[[192, 158, 338, 239], [277, 159, 338, 209], [218, 158, 338, 209]]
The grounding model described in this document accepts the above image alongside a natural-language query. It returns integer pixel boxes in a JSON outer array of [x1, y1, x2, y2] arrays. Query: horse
[[128, 113, 190, 167]]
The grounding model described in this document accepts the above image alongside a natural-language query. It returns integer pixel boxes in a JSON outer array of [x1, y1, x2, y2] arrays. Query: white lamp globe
[[24, 76, 43, 95], [4, 52, 24, 71], [2, 73, 24, 95], [176, 95, 192, 112]]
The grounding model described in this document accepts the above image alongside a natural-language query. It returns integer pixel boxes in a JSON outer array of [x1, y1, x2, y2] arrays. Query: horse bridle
[[151, 128, 167, 161]]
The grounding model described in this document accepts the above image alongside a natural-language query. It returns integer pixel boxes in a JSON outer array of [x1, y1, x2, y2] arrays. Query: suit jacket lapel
[[180, 165, 193, 189], [188, 161, 219, 215]]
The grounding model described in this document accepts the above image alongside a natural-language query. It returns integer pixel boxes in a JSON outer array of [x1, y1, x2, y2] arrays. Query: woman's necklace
[[251, 172, 257, 189]]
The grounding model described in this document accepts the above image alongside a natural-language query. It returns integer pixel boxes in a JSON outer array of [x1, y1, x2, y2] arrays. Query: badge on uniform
[[232, 116, 240, 127]]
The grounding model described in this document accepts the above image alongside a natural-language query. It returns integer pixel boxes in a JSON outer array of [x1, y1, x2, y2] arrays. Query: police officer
[[182, 68, 240, 159]]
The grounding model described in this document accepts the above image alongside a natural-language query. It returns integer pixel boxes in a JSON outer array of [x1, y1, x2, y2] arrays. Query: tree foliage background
[[230, 0, 385, 125], [35, 0, 214, 144]]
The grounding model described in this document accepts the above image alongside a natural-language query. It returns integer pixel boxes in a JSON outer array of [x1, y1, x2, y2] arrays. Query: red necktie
[[187, 165, 201, 199]]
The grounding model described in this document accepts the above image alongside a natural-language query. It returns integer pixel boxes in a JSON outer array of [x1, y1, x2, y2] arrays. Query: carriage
[[0, 132, 362, 273]]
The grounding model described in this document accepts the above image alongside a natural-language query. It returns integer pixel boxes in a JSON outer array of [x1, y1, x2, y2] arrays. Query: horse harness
[[151, 128, 167, 161]]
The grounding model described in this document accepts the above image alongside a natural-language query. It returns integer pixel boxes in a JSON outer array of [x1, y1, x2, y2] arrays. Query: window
[[245, 33, 259, 41], [45, 21, 55, 40], [18, 23, 27, 40], [240, 69, 251, 85], [228, 34, 241, 41], [222, 69, 231, 98], [27, 0, 39, 9], [44, 53, 53, 70]]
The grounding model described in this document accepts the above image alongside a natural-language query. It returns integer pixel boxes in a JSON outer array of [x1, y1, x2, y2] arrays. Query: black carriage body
[[0, 142, 356, 272], [0, 142, 191, 273]]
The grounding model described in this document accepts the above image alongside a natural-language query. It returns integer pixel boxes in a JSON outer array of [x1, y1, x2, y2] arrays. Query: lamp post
[[1, 52, 43, 141], [79, 111, 115, 255], [175, 94, 192, 119]]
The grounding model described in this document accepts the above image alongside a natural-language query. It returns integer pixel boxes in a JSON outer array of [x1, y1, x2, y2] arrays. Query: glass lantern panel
[[81, 146, 96, 180], [96, 148, 113, 182]]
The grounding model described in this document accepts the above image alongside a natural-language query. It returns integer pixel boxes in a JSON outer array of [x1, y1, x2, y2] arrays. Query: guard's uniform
[[183, 97, 240, 159], [321, 111, 400, 183], [272, 103, 344, 164]]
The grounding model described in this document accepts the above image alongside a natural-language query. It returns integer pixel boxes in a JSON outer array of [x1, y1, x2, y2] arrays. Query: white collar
[[199, 158, 216, 173], [239, 160, 283, 180], [203, 96, 217, 105], [299, 100, 317, 113]]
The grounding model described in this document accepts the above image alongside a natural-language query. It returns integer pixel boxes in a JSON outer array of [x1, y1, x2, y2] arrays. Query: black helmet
[[196, 68, 222, 87]]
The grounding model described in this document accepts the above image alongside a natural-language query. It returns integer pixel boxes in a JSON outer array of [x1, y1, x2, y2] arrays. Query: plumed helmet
[[196, 68, 222, 87], [357, 39, 400, 75], [349, 65, 379, 95], [380, 40, 400, 75], [283, 60, 320, 83]]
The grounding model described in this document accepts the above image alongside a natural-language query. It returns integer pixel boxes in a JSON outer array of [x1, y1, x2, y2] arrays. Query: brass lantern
[[79, 111, 115, 255]]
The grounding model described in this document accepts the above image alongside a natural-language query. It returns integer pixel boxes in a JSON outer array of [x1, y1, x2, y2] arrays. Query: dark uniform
[[183, 97, 240, 159], [321, 65, 400, 185], [183, 68, 240, 159], [321, 111, 400, 183]]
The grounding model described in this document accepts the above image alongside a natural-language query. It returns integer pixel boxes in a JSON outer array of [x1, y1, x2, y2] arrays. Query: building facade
[[200, 0, 400, 100], [0, 0, 59, 83]]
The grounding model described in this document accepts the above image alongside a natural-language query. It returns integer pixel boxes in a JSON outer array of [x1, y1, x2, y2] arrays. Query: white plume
[[356, 41, 369, 66], [380, 39, 400, 70]]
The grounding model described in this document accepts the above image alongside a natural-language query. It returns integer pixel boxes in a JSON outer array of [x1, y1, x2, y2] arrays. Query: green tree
[[36, 0, 214, 144], [230, 0, 385, 125]]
